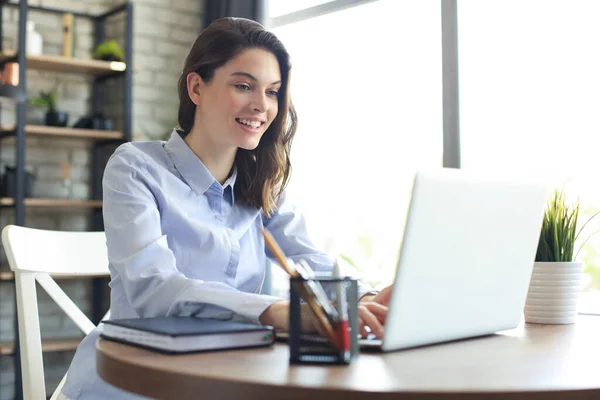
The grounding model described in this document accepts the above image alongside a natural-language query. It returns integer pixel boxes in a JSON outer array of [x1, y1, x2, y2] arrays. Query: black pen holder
[[289, 276, 359, 365]]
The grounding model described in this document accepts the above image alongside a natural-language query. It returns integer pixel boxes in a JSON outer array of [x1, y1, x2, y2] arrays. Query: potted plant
[[93, 40, 124, 62], [28, 88, 68, 127], [524, 189, 599, 324]]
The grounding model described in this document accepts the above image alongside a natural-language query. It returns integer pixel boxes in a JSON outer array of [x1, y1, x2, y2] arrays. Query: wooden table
[[97, 315, 600, 400]]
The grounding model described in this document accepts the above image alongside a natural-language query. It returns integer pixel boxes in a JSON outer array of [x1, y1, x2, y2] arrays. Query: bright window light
[[458, 0, 600, 313], [271, 0, 443, 288]]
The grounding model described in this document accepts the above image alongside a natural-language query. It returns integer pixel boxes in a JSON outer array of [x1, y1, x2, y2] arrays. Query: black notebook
[[101, 317, 275, 354]]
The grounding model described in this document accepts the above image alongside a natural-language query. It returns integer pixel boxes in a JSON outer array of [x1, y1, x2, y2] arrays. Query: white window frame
[[269, 0, 460, 168]]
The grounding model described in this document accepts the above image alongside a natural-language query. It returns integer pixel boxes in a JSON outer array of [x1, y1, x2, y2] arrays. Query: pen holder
[[289, 276, 359, 365]]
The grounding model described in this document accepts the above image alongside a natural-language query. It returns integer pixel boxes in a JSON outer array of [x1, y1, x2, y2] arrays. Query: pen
[[295, 260, 339, 324], [333, 259, 351, 361], [262, 228, 340, 350]]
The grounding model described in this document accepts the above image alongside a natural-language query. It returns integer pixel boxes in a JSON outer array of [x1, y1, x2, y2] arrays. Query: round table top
[[97, 315, 600, 400]]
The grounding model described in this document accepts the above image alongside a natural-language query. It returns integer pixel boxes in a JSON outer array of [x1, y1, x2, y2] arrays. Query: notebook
[[279, 168, 548, 352], [101, 317, 275, 354]]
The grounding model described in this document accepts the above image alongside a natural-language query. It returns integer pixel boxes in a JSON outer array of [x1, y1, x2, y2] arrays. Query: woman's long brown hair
[[177, 17, 297, 216]]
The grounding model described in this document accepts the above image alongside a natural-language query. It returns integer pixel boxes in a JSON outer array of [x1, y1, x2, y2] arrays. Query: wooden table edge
[[96, 339, 600, 400]]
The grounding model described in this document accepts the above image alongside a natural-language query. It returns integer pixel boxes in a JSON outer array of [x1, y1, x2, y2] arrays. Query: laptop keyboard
[[276, 331, 383, 349]]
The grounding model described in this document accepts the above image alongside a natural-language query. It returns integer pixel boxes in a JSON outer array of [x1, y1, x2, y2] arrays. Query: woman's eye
[[235, 84, 251, 91], [267, 90, 279, 97]]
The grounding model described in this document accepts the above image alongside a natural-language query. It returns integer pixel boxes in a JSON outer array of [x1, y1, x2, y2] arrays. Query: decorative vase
[[524, 261, 584, 324], [26, 21, 43, 55], [45, 111, 68, 127]]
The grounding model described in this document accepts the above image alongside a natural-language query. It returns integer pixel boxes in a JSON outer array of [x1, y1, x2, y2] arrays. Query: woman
[[60, 17, 391, 399]]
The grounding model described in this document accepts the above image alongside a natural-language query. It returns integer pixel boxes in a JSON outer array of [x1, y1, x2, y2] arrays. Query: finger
[[362, 302, 388, 324], [358, 305, 384, 338], [374, 286, 393, 306], [357, 317, 370, 338]]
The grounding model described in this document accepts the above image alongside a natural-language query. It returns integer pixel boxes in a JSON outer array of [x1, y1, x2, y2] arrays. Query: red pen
[[334, 260, 351, 362]]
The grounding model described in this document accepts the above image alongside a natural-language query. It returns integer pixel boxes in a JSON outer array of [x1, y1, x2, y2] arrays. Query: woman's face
[[194, 48, 282, 152]]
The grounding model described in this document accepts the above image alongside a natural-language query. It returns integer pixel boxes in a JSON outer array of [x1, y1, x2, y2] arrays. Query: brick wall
[[0, 0, 204, 398]]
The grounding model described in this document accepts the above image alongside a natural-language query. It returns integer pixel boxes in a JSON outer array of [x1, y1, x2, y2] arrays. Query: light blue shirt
[[62, 130, 372, 399]]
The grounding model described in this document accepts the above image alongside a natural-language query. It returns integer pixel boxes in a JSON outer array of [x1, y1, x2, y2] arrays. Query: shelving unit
[[0, 337, 84, 356], [0, 124, 123, 140], [0, 51, 126, 75], [0, 198, 103, 207], [0, 1, 134, 399]]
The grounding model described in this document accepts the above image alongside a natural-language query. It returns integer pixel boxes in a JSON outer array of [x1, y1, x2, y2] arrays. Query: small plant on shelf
[[93, 40, 124, 62], [28, 88, 68, 127], [28, 89, 56, 111]]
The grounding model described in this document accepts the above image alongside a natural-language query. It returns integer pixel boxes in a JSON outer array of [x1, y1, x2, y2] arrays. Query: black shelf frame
[[0, 2, 133, 399]]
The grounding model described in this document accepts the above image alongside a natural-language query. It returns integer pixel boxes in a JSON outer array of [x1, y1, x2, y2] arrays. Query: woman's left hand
[[357, 284, 393, 339], [372, 285, 393, 307]]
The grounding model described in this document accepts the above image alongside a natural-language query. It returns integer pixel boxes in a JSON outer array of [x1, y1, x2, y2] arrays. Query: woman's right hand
[[259, 300, 290, 330], [259, 298, 388, 339], [258, 300, 318, 333]]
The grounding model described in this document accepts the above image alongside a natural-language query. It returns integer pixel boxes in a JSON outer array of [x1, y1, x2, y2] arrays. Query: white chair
[[2, 225, 111, 400]]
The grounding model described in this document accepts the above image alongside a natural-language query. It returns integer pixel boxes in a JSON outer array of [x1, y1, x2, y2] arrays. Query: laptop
[[360, 168, 549, 352]]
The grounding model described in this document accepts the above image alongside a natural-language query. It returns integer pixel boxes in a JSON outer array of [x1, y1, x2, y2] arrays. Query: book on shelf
[[101, 317, 275, 354]]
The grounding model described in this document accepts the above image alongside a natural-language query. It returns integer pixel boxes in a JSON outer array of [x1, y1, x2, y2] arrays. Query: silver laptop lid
[[382, 168, 548, 352]]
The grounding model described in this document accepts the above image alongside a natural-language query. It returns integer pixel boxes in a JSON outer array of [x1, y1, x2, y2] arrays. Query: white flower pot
[[524, 261, 584, 324]]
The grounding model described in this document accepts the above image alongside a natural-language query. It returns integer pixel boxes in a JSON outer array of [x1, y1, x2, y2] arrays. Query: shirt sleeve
[[103, 145, 282, 324], [263, 190, 375, 299]]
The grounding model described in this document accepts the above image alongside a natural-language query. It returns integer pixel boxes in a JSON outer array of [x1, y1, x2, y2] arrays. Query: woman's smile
[[235, 117, 265, 133]]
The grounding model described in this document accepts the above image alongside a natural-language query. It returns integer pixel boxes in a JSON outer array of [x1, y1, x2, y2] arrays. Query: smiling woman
[[58, 17, 389, 400], [183, 48, 282, 179], [176, 19, 295, 214]]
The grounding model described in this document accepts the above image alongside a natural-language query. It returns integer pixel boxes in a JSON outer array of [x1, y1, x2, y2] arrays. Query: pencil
[[262, 228, 296, 277], [262, 228, 340, 350]]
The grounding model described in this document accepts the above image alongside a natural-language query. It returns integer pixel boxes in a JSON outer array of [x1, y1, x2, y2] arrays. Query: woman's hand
[[372, 285, 393, 307], [258, 300, 337, 333], [358, 284, 393, 338], [259, 300, 289, 330], [259, 284, 395, 339]]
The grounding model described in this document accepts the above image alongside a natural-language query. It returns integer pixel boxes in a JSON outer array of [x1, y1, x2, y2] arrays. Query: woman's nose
[[251, 92, 269, 113]]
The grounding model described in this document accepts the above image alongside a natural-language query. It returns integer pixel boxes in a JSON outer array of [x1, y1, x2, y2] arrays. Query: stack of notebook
[[101, 317, 275, 354]]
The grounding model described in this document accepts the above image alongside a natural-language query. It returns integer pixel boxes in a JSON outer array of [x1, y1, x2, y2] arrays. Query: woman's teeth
[[237, 118, 261, 129]]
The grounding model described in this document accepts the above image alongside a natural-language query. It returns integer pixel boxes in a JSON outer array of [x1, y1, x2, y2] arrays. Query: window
[[269, 0, 337, 18], [458, 0, 600, 313], [270, 0, 443, 289]]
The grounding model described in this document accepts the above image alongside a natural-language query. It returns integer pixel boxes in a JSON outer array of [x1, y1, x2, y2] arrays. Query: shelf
[[0, 125, 123, 140], [0, 51, 126, 76], [0, 337, 83, 355], [0, 198, 103, 208], [0, 271, 110, 281], [0, 271, 13, 281]]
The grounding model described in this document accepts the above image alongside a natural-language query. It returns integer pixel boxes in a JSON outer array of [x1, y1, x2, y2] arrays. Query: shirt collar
[[223, 166, 237, 205], [164, 129, 237, 200]]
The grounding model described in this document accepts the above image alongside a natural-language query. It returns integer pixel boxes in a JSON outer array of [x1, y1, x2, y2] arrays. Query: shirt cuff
[[358, 288, 379, 301], [237, 294, 285, 324]]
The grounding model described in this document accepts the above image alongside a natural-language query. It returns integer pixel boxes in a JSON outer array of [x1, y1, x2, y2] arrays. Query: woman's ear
[[186, 72, 204, 106]]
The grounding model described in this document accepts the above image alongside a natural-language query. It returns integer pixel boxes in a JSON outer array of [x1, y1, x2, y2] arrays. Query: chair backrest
[[1, 225, 110, 400]]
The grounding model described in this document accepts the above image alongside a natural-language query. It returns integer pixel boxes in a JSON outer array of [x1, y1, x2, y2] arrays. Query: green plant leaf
[[93, 39, 125, 61], [28, 97, 48, 107], [535, 189, 600, 262], [338, 254, 358, 269]]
